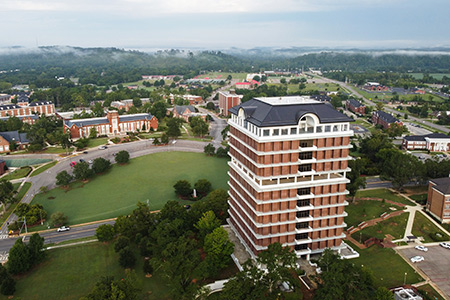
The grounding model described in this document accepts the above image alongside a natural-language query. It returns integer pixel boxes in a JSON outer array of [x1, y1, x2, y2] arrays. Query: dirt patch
[[47, 196, 55, 200]]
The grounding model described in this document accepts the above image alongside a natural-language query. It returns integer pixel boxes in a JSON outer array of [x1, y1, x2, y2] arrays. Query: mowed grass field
[[32, 152, 229, 225], [0, 242, 171, 300]]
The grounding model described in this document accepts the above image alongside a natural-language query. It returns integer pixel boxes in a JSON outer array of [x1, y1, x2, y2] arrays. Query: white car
[[415, 245, 428, 252], [410, 255, 424, 263], [98, 146, 107, 150], [88, 160, 93, 164], [440, 242, 450, 249], [57, 226, 70, 232]]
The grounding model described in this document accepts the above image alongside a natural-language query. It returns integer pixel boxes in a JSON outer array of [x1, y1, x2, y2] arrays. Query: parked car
[[440, 242, 450, 249], [98, 146, 107, 150], [415, 245, 428, 252], [79, 159, 85, 163], [57, 226, 70, 232], [410, 256, 424, 263], [83, 151, 88, 154], [69, 161, 76, 167], [88, 160, 93, 164]]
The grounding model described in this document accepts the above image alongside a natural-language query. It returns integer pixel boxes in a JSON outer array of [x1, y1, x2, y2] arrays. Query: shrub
[[119, 247, 136, 269], [115, 150, 130, 164], [0, 276, 15, 295], [96, 224, 115, 242], [173, 180, 192, 198], [114, 236, 130, 253], [194, 179, 212, 196]]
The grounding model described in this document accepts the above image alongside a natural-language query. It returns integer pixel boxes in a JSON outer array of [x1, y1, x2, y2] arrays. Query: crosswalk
[[0, 235, 9, 240], [0, 252, 8, 262]]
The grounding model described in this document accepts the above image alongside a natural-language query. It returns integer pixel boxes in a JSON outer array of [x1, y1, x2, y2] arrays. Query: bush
[[96, 224, 115, 242], [143, 259, 153, 275], [194, 179, 212, 196], [92, 157, 111, 174], [50, 211, 68, 227], [0, 276, 15, 295], [119, 247, 136, 269], [114, 236, 130, 253], [173, 180, 192, 198], [430, 232, 446, 242], [115, 150, 130, 164]]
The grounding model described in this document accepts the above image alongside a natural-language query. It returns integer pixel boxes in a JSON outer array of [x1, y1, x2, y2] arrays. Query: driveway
[[399, 245, 450, 298]]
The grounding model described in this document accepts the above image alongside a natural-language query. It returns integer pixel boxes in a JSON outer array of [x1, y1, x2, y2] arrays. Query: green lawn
[[408, 194, 427, 204], [32, 152, 229, 225], [411, 212, 450, 243], [41, 147, 74, 154], [1, 166, 31, 180], [87, 137, 109, 148], [352, 212, 409, 242], [1, 242, 171, 300], [355, 188, 416, 206], [417, 284, 446, 300], [345, 241, 423, 288], [345, 200, 402, 228], [30, 161, 58, 177]]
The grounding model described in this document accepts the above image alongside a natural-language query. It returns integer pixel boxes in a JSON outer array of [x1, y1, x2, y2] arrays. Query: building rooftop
[[229, 96, 353, 127], [404, 133, 450, 141], [348, 98, 364, 108], [430, 177, 450, 195], [374, 110, 400, 124]]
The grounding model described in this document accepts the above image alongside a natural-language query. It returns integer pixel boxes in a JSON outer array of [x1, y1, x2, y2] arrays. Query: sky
[[1, 0, 450, 50]]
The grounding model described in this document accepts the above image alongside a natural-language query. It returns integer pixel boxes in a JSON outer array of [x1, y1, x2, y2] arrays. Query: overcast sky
[[1, 0, 450, 50]]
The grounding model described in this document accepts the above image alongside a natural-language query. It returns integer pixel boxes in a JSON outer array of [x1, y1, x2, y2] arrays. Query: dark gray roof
[[0, 131, 29, 144], [374, 110, 400, 124], [64, 113, 154, 128], [175, 105, 196, 115], [228, 98, 353, 127], [404, 133, 450, 141], [0, 104, 20, 110], [348, 99, 364, 108], [29, 101, 53, 106], [430, 177, 450, 195]]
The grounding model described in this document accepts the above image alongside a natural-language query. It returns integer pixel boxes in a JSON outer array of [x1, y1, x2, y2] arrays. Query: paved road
[[197, 106, 228, 147], [309, 73, 450, 134]]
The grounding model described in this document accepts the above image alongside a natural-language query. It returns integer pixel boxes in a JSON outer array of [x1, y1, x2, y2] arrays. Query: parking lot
[[399, 245, 450, 298]]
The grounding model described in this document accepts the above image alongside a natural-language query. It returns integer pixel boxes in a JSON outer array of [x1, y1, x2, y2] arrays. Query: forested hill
[[1, 46, 450, 86]]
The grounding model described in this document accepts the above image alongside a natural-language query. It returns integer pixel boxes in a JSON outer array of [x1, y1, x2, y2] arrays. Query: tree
[[204, 143, 215, 156], [0, 180, 15, 213], [215, 147, 228, 158], [152, 137, 160, 145], [191, 189, 229, 224], [133, 98, 142, 108], [96, 224, 116, 242], [221, 243, 299, 300], [190, 116, 209, 137], [194, 179, 212, 196], [375, 287, 394, 300], [114, 236, 130, 253], [0, 275, 15, 296], [206, 102, 215, 110], [314, 249, 375, 300], [378, 149, 421, 190], [119, 247, 136, 269], [166, 118, 183, 139], [92, 157, 111, 174], [56, 170, 72, 187], [386, 123, 407, 138], [50, 211, 68, 227], [7, 239, 30, 275], [115, 150, 130, 164], [73, 161, 94, 181], [194, 211, 221, 239], [203, 227, 234, 276], [160, 133, 169, 144], [88, 127, 98, 139], [82, 271, 140, 300], [150, 101, 168, 121], [347, 158, 367, 201], [27, 233, 45, 263], [173, 180, 192, 198]]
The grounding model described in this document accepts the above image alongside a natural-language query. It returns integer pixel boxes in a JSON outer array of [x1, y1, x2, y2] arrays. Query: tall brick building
[[219, 90, 243, 116], [227, 96, 353, 259]]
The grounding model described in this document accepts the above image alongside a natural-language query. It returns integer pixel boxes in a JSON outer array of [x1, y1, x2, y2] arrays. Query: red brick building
[[0, 131, 30, 153], [227, 96, 353, 259], [63, 111, 158, 139], [345, 99, 366, 115], [0, 101, 55, 117], [0, 160, 5, 176], [427, 177, 450, 223], [171, 105, 207, 122], [219, 90, 243, 116], [372, 110, 403, 129]]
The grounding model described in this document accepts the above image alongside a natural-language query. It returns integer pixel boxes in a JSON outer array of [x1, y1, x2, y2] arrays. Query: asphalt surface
[[399, 245, 450, 298]]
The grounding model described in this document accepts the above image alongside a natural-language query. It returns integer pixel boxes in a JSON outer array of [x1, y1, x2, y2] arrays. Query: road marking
[[0, 251, 8, 262], [0, 235, 9, 240]]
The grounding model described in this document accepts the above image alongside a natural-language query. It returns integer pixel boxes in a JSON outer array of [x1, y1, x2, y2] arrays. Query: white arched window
[[298, 113, 319, 133]]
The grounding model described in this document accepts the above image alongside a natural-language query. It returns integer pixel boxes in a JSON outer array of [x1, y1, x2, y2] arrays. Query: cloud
[[0, 0, 405, 14]]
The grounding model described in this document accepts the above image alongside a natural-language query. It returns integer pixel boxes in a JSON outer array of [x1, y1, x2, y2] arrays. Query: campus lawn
[[411, 212, 450, 243], [345, 241, 423, 288], [345, 200, 402, 228], [352, 212, 409, 242], [41, 147, 74, 154], [355, 188, 416, 206], [32, 152, 229, 225], [87, 137, 109, 148], [30, 161, 58, 177], [0, 242, 171, 300], [417, 284, 446, 300], [2, 166, 31, 180]]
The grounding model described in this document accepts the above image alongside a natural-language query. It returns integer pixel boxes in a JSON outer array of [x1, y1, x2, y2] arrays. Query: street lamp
[[403, 272, 407, 285]]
